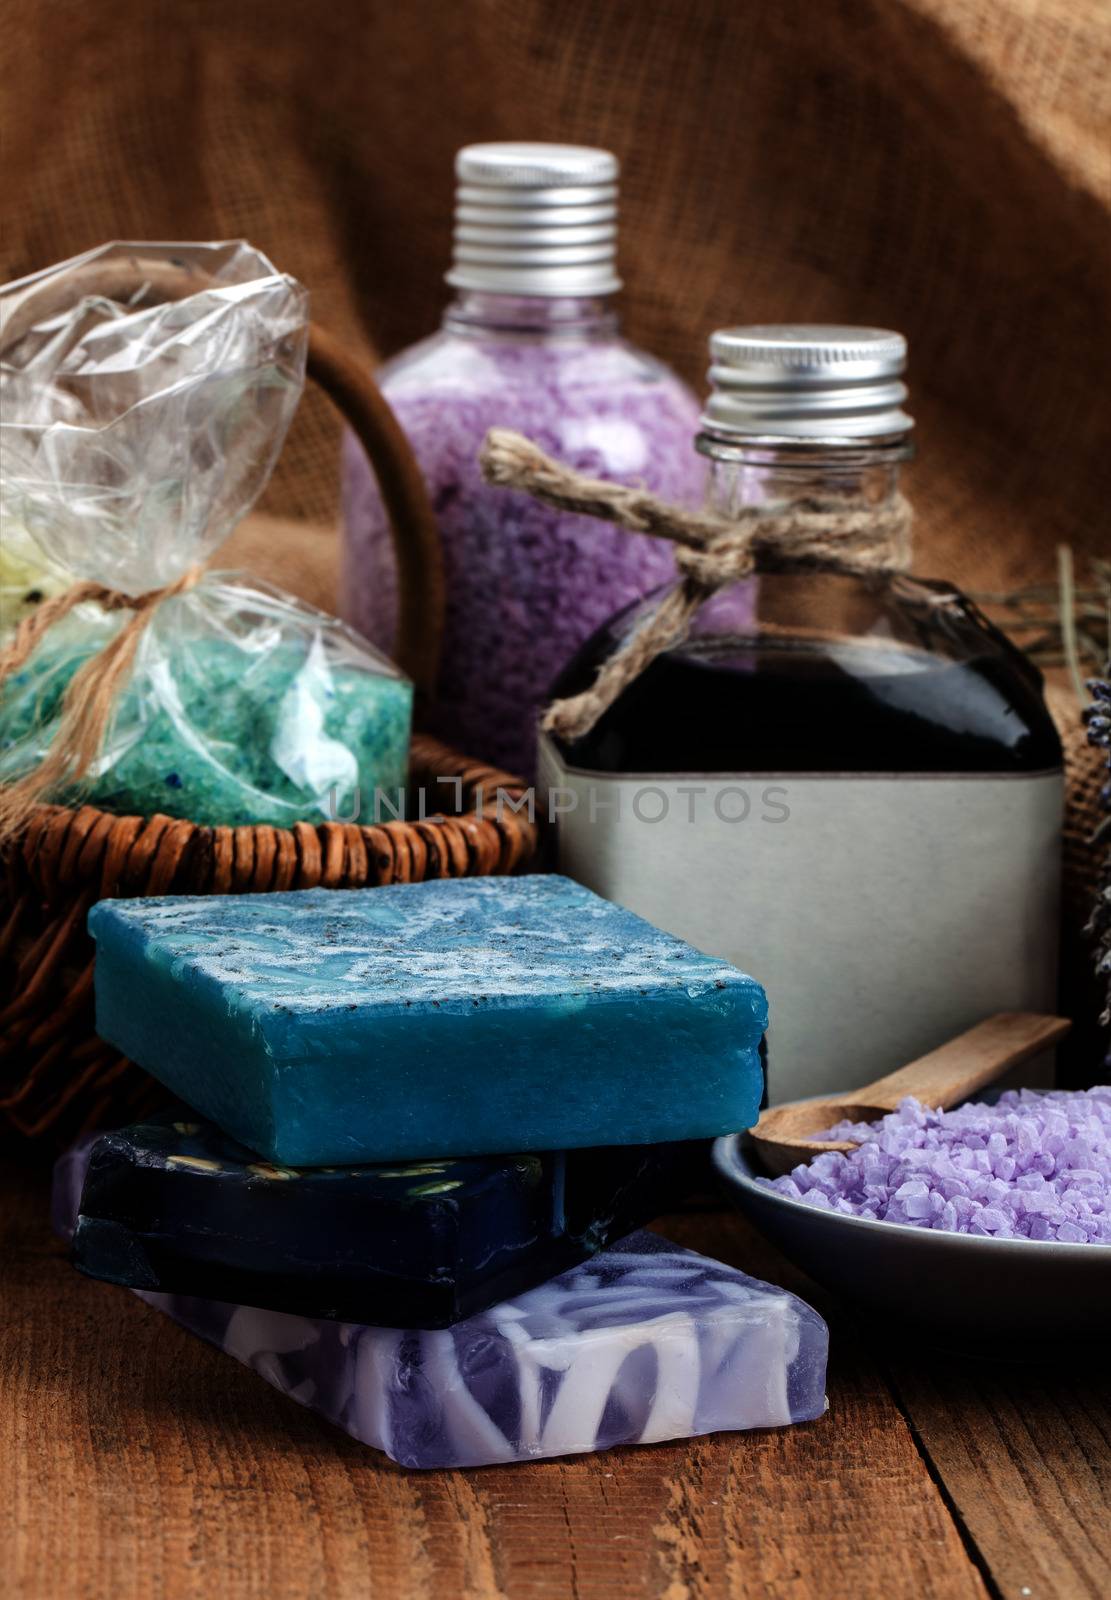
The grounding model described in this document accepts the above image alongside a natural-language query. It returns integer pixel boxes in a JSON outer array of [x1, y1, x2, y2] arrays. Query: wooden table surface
[[3, 1160, 1109, 1600]]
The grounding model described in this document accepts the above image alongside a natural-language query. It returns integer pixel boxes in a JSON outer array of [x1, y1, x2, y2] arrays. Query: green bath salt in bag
[[0, 240, 411, 828]]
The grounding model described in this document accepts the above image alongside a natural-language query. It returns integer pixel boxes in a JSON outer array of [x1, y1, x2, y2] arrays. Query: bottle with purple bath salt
[[341, 142, 703, 778]]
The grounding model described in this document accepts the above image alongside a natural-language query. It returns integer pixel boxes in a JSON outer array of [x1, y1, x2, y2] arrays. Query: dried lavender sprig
[[1086, 670, 1111, 1037], [969, 552, 1110, 681]]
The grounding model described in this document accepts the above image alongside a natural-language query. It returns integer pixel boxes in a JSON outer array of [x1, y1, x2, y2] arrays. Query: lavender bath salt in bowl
[[713, 1089, 1111, 1344]]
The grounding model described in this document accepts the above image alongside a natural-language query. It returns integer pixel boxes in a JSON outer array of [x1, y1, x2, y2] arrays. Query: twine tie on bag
[[479, 428, 913, 742], [0, 565, 204, 842]]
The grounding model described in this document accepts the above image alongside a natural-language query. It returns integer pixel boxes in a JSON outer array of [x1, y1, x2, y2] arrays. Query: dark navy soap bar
[[68, 1112, 710, 1327], [88, 876, 769, 1165]]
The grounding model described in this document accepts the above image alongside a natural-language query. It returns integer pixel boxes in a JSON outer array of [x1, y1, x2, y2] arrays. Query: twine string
[[479, 427, 913, 742], [0, 565, 203, 842]]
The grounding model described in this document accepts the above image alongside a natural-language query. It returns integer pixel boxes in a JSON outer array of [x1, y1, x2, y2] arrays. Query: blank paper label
[[538, 736, 1063, 1104]]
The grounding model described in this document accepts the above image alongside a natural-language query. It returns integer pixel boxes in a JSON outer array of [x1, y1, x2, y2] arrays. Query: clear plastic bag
[[0, 241, 411, 827]]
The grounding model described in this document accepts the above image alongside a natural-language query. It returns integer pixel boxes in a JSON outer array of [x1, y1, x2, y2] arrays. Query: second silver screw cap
[[703, 325, 913, 441]]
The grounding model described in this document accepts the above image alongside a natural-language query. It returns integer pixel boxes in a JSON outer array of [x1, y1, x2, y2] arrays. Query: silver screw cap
[[447, 142, 621, 297], [702, 325, 913, 441]]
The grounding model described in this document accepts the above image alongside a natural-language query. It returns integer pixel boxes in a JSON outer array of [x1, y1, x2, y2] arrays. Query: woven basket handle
[[0, 254, 445, 695]]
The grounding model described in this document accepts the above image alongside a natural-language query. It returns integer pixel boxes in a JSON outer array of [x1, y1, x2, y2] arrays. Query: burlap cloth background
[[1, 0, 1108, 1071]]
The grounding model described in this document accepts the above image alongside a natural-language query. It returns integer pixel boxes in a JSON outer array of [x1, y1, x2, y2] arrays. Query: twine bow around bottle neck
[[0, 565, 204, 843], [478, 428, 914, 743]]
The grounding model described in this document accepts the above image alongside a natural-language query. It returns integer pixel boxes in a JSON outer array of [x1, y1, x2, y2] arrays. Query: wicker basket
[[0, 257, 540, 1144]]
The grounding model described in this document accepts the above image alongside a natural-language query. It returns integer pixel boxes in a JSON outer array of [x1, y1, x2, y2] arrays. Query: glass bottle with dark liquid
[[540, 327, 1063, 1103]]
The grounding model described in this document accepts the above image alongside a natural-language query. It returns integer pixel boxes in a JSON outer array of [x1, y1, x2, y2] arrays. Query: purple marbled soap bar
[[156, 1235, 827, 1466], [53, 1154, 827, 1468]]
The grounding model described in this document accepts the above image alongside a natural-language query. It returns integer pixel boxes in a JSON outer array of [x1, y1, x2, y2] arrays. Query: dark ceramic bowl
[[712, 1131, 1111, 1345]]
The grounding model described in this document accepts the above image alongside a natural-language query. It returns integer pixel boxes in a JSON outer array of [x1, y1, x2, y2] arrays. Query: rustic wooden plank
[[890, 1354, 1111, 1600], [2, 1167, 987, 1600], [630, 1211, 989, 1600]]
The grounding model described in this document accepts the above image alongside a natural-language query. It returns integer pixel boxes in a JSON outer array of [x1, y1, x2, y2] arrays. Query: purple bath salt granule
[[759, 1088, 1111, 1244], [342, 326, 705, 779]]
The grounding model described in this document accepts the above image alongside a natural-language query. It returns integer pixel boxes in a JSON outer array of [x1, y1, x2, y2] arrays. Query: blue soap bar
[[89, 876, 768, 1166]]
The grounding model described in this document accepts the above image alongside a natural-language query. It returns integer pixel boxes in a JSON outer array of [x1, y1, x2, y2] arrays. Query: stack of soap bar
[[52, 1152, 828, 1468], [89, 877, 768, 1165], [66, 1111, 709, 1325]]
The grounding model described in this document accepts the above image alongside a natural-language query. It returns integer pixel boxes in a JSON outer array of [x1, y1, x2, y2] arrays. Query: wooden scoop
[[749, 1012, 1072, 1177]]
